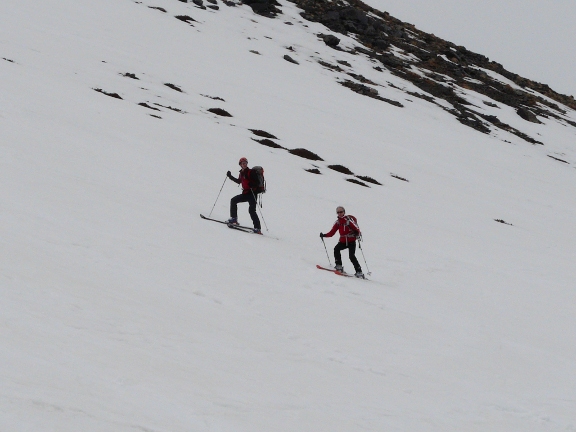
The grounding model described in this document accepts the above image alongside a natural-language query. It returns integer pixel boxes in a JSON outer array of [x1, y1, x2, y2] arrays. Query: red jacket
[[325, 215, 361, 243], [230, 167, 253, 194]]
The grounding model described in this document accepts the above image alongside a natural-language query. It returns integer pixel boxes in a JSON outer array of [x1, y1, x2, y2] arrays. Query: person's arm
[[227, 170, 240, 184], [323, 221, 339, 238]]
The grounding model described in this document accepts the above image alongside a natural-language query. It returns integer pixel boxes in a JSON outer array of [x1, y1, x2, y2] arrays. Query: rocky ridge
[[246, 0, 576, 144]]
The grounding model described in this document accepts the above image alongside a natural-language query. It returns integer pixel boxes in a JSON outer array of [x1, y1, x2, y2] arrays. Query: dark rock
[[138, 102, 161, 111], [328, 164, 354, 175], [164, 83, 184, 92], [208, 108, 232, 117], [249, 129, 278, 139], [547, 155, 569, 164], [390, 174, 409, 182], [192, 0, 203, 5], [347, 178, 369, 187], [289, 148, 324, 161], [517, 107, 542, 123], [94, 88, 123, 99], [243, 0, 282, 17], [322, 34, 340, 47], [175, 15, 196, 24], [283, 55, 299, 65], [252, 138, 284, 148], [356, 175, 382, 185], [121, 72, 139, 79]]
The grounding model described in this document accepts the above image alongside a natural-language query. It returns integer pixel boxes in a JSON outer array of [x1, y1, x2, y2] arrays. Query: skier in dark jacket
[[320, 206, 364, 277], [227, 157, 262, 234]]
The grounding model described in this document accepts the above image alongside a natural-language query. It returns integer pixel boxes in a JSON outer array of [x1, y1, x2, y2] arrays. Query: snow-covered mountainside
[[1, 0, 575, 431]]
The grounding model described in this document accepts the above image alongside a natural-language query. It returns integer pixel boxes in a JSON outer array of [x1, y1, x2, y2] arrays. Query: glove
[[319, 232, 325, 238], [227, 170, 232, 178]]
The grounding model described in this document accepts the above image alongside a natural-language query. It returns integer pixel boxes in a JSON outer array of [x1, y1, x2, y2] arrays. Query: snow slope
[[1, 0, 576, 431]]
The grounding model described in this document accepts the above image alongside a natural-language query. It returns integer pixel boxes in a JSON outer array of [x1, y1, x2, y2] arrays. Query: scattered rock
[[356, 175, 382, 185], [139, 102, 161, 111], [516, 107, 542, 124], [242, 0, 282, 17], [249, 129, 278, 139], [121, 72, 139, 79], [250, 50, 261, 55], [306, 168, 321, 174], [483, 101, 499, 108], [347, 178, 369, 187], [201, 94, 226, 101], [327, 164, 354, 175], [390, 174, 409, 182], [318, 60, 343, 72], [321, 34, 340, 47], [289, 148, 324, 161], [164, 83, 184, 92], [154, 103, 186, 113], [283, 54, 299, 65], [175, 15, 196, 24], [251, 138, 284, 148], [93, 88, 123, 99], [208, 108, 232, 116], [495, 219, 513, 226], [148, 6, 167, 12], [340, 80, 403, 107], [547, 155, 569, 164]]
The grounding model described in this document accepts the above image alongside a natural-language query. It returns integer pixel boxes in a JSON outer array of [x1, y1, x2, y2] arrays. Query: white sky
[[365, 0, 576, 98]]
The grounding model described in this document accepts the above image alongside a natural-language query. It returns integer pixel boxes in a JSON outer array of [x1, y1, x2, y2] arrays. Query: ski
[[317, 265, 368, 279], [200, 214, 266, 235], [316, 264, 353, 277]]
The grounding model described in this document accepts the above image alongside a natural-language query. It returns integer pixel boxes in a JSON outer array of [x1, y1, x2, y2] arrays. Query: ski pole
[[252, 190, 269, 231], [321, 236, 332, 266], [208, 175, 228, 218], [358, 240, 371, 275]]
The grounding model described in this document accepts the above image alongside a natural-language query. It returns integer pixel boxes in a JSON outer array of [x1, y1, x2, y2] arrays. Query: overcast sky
[[364, 0, 576, 98]]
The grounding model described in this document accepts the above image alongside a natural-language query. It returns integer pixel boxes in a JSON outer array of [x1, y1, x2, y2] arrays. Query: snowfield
[[1, 0, 575, 431]]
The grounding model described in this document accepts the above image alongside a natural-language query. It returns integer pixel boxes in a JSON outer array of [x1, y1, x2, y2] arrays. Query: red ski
[[316, 264, 352, 277]]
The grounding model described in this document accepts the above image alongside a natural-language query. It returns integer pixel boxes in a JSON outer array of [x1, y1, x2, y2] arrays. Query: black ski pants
[[230, 192, 261, 229], [334, 241, 361, 272]]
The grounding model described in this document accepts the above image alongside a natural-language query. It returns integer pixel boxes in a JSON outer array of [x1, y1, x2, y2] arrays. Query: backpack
[[250, 166, 266, 193], [344, 215, 361, 239]]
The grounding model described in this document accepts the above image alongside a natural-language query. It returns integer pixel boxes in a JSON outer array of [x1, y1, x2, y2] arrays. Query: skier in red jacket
[[226, 157, 262, 234], [320, 206, 364, 278]]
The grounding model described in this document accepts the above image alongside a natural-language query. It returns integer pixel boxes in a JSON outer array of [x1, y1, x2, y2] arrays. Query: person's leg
[[247, 193, 261, 230], [348, 242, 362, 273], [334, 242, 346, 269], [230, 193, 249, 219]]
